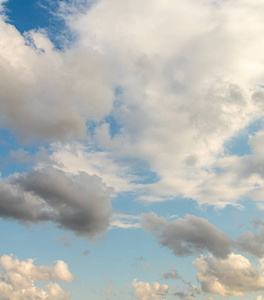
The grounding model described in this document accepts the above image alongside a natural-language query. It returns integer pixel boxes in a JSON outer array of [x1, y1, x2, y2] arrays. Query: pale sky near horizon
[[1, 0, 264, 299]]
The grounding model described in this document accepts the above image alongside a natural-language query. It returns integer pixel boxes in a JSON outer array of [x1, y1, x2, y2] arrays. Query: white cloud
[[133, 279, 169, 300], [110, 213, 140, 229], [0, 254, 73, 282], [49, 143, 139, 193], [0, 254, 73, 300], [0, 12, 114, 142], [193, 253, 264, 296], [0, 0, 264, 207], [61, 0, 264, 206]]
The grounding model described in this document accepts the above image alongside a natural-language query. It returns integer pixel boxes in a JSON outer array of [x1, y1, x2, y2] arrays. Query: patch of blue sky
[[99, 86, 125, 138], [224, 118, 263, 157], [3, 0, 74, 49]]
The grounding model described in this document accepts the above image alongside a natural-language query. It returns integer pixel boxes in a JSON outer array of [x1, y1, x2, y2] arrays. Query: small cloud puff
[[133, 279, 169, 300]]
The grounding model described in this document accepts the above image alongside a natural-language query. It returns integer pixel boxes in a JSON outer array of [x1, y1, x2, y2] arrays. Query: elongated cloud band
[[0, 167, 113, 239]]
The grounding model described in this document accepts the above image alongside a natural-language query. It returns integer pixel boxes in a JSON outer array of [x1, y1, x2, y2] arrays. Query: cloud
[[237, 230, 264, 258], [49, 143, 139, 193], [63, 0, 264, 206], [110, 213, 140, 229], [133, 279, 169, 300], [162, 268, 179, 280], [0, 12, 114, 142], [193, 253, 264, 296], [0, 254, 73, 300], [142, 213, 232, 258], [1, 0, 264, 206], [173, 291, 196, 300], [0, 167, 113, 240]]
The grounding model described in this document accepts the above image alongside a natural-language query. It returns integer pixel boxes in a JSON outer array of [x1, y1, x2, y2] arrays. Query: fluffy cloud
[[49, 143, 138, 193], [0, 167, 113, 239], [193, 253, 264, 296], [0, 255, 73, 282], [0, 10, 114, 142], [133, 279, 169, 300], [142, 213, 232, 258], [1, 0, 264, 206], [63, 0, 264, 205], [0, 254, 72, 300]]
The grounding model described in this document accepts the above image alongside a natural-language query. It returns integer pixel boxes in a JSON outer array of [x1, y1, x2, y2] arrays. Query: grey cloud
[[142, 213, 232, 258], [193, 253, 264, 296], [162, 268, 179, 279], [237, 225, 264, 258], [174, 291, 196, 300], [0, 167, 113, 239]]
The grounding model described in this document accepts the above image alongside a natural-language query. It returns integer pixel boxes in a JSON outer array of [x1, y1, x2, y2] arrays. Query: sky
[[1, 0, 264, 299]]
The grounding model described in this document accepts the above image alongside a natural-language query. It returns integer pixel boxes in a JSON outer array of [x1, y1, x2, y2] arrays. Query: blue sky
[[1, 0, 264, 299]]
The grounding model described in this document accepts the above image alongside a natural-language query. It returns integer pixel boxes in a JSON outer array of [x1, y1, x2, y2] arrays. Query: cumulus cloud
[[0, 167, 113, 239], [193, 253, 264, 296], [0, 254, 73, 300], [62, 0, 264, 205], [133, 279, 169, 300], [0, 9, 114, 142], [0, 0, 264, 206], [0, 254, 73, 282], [142, 213, 232, 258]]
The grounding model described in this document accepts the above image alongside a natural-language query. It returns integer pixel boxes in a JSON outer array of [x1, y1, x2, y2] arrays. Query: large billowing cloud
[[193, 253, 264, 296], [142, 213, 232, 258], [0, 0, 264, 205], [64, 0, 264, 205], [0, 254, 73, 300], [0, 167, 113, 239], [132, 279, 169, 300]]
